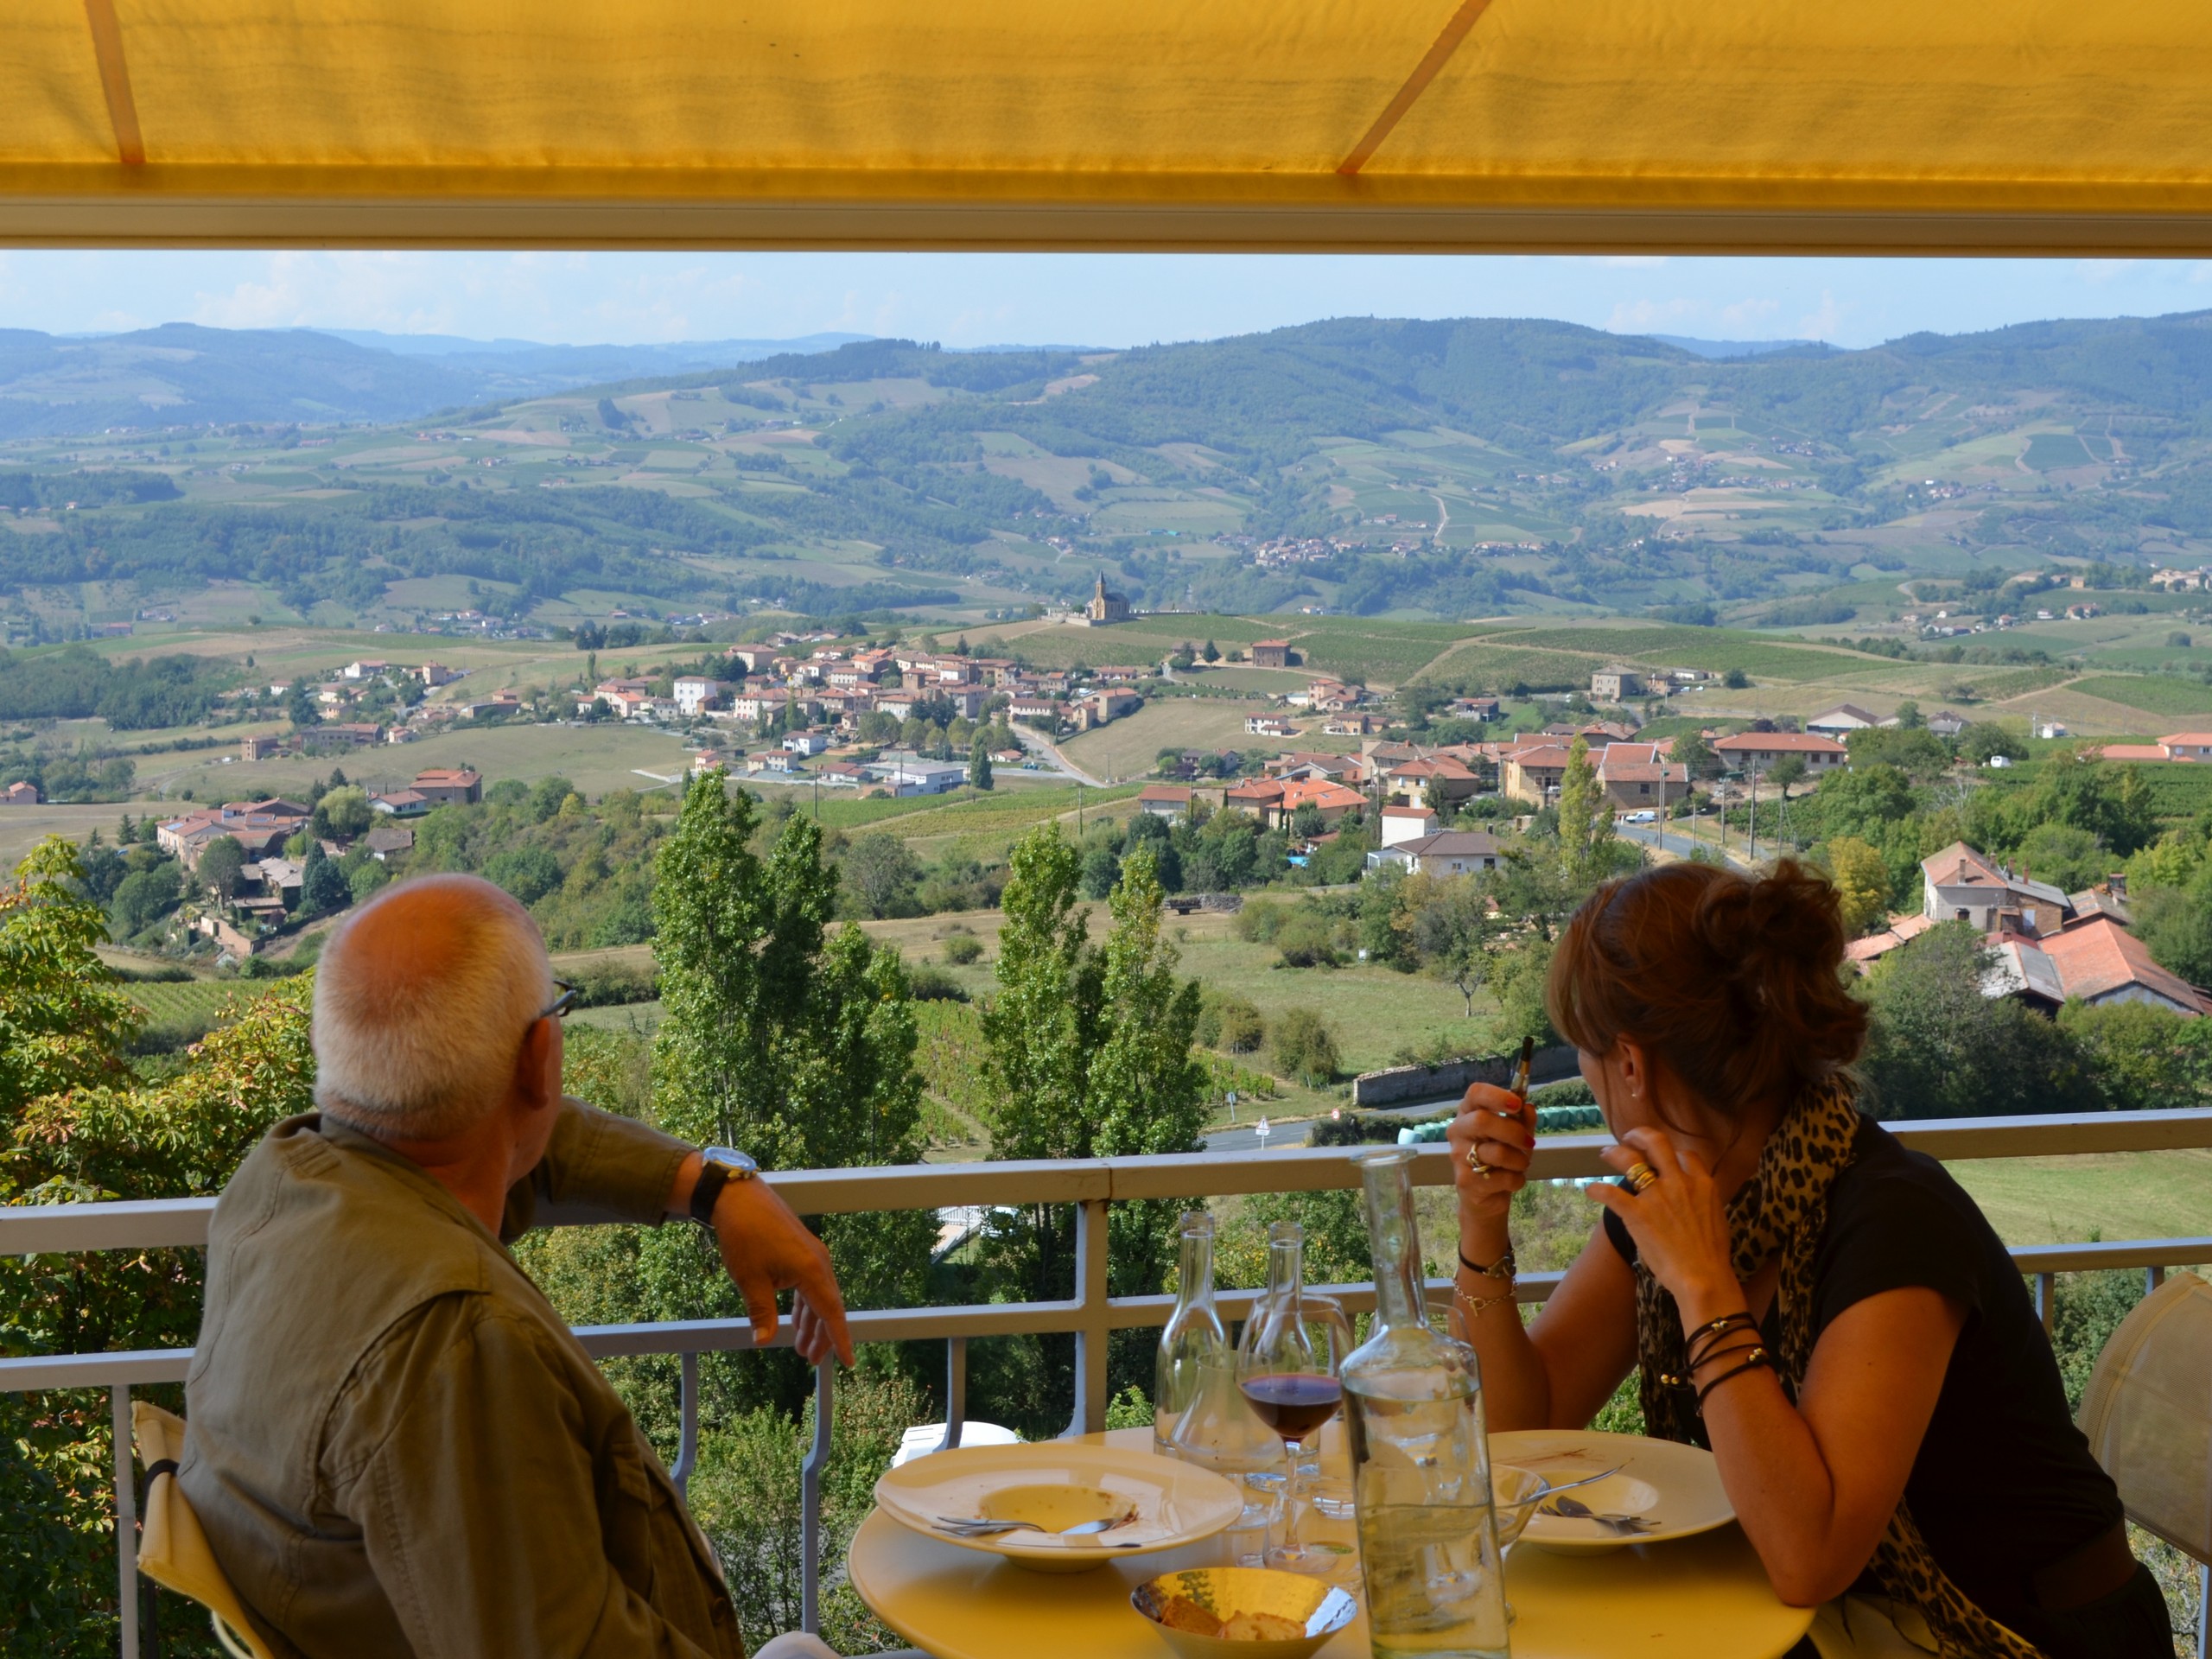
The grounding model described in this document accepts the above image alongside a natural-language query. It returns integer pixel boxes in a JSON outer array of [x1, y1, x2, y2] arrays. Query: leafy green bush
[[1274, 909, 1344, 969], [906, 964, 970, 1002], [1271, 1006, 1342, 1085], [1235, 897, 1288, 943], [943, 933, 983, 965], [1195, 988, 1266, 1053]]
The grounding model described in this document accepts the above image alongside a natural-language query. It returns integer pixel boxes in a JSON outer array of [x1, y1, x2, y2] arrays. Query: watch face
[[703, 1147, 758, 1177]]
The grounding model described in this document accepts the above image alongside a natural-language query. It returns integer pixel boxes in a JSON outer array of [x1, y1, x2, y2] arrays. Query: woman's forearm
[[1454, 1256, 1553, 1428]]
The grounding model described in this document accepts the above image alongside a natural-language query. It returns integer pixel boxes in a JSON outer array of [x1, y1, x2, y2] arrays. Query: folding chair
[[2077, 1269, 2212, 1658], [130, 1401, 275, 1659]]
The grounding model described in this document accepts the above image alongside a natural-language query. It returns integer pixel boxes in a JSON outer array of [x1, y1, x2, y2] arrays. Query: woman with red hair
[[1449, 860, 2170, 1659]]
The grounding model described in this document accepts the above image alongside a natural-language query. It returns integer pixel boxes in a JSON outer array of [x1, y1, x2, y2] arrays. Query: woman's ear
[[1616, 1038, 1649, 1103]]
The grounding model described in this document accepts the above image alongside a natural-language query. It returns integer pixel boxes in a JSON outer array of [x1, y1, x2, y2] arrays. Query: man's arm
[[500, 1096, 693, 1238], [502, 1099, 854, 1366], [347, 1296, 721, 1659]]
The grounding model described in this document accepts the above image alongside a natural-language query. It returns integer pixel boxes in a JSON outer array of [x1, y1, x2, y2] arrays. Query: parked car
[[1623, 810, 1658, 824]]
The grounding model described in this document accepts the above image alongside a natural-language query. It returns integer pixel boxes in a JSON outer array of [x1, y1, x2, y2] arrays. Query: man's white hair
[[313, 874, 554, 1139]]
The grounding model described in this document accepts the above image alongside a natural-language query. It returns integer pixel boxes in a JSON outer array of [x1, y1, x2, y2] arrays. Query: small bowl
[[1132, 1566, 1358, 1658]]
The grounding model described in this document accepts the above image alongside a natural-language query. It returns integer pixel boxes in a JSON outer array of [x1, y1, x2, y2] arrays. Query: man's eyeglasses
[[538, 980, 580, 1022]]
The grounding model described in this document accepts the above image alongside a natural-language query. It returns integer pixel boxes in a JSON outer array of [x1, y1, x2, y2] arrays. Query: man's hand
[[671, 1154, 855, 1367], [713, 1176, 855, 1367]]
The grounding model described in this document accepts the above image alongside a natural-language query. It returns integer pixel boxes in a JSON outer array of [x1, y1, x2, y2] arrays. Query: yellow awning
[[4, 0, 2212, 252]]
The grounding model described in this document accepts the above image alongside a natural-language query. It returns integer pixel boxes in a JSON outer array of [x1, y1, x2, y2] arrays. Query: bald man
[[180, 875, 852, 1659]]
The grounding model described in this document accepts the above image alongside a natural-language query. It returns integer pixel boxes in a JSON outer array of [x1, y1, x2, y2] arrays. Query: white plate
[[874, 1441, 1244, 1573], [1491, 1429, 1735, 1554]]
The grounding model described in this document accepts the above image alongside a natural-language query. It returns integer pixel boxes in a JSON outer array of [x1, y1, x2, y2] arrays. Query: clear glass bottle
[[1155, 1211, 1228, 1460], [1342, 1147, 1511, 1659]]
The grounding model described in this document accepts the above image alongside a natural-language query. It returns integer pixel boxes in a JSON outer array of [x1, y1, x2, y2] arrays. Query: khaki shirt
[[181, 1101, 746, 1659]]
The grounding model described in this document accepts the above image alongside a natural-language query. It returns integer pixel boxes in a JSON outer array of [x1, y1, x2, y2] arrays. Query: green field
[[121, 977, 275, 1047], [2069, 675, 2212, 719], [1482, 625, 1879, 683], [1947, 1149, 2212, 1250]]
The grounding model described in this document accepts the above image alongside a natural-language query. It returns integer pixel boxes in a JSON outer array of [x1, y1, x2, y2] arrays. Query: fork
[[1529, 1464, 1624, 1498], [932, 1514, 1128, 1537], [1540, 1495, 1658, 1535]]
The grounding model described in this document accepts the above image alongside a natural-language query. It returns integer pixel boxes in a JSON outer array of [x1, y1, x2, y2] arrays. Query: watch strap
[[688, 1158, 733, 1227]]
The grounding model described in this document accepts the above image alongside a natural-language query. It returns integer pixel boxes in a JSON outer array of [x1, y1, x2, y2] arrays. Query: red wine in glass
[[1239, 1372, 1343, 1441]]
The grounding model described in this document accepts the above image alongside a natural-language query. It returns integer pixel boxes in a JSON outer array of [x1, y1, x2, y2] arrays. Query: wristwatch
[[688, 1147, 760, 1226]]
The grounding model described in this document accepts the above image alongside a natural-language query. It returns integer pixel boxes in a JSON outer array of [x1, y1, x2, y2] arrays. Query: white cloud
[[1718, 296, 1782, 332], [1796, 289, 1848, 343], [1607, 297, 1700, 334]]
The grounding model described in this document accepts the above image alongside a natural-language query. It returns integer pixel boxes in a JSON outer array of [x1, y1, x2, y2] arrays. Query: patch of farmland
[[2068, 675, 2212, 718]]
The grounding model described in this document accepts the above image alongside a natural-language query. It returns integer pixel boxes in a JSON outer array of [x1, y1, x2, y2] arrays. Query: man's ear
[[512, 1015, 562, 1115]]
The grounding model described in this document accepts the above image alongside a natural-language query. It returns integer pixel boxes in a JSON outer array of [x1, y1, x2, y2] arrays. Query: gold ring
[[1467, 1144, 1493, 1178], [1624, 1162, 1659, 1194]]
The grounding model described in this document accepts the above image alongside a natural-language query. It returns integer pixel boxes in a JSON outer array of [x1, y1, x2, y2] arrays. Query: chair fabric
[[130, 1402, 276, 1659], [2076, 1270, 2212, 1566]]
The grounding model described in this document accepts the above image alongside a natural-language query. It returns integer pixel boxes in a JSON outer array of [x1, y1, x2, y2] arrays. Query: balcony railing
[[4, 1108, 2210, 1659]]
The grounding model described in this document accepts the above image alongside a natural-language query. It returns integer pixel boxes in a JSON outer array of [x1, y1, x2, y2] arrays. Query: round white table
[[848, 1428, 1814, 1659]]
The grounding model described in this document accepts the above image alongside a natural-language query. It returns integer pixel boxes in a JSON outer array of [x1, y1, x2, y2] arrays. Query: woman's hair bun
[[1548, 858, 1868, 1116]]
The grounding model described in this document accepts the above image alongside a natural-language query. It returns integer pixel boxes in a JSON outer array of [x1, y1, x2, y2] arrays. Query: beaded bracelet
[[1458, 1247, 1517, 1281], [1694, 1346, 1773, 1410], [1688, 1318, 1763, 1371], [1683, 1311, 1755, 1352]]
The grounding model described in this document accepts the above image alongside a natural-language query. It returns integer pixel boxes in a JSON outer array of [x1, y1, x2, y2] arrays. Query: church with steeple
[[1084, 569, 1130, 626]]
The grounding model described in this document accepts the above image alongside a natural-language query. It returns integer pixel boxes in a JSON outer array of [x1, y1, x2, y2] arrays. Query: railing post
[[935, 1337, 968, 1454], [114, 1384, 138, 1659], [2146, 1265, 2164, 1296], [800, 1357, 832, 1636], [671, 1351, 699, 1497], [2037, 1272, 2056, 1335], [1068, 1198, 1111, 1438]]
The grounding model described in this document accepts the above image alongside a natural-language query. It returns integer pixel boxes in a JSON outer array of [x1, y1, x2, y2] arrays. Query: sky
[[3, 250, 2212, 353]]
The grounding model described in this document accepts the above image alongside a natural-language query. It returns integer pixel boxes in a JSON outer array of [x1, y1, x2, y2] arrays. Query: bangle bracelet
[[1694, 1347, 1772, 1410], [1454, 1284, 1517, 1320], [1459, 1246, 1517, 1281]]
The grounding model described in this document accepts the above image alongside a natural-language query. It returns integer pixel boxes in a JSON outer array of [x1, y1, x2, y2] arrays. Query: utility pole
[[1747, 771, 1758, 863]]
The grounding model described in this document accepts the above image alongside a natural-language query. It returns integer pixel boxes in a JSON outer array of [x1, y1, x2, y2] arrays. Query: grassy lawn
[[0, 798, 175, 868], [136, 721, 698, 802], [1062, 698, 1274, 779], [1945, 1149, 2212, 1251]]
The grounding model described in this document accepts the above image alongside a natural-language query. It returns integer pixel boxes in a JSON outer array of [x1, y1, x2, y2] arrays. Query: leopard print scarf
[[1630, 1077, 2046, 1659]]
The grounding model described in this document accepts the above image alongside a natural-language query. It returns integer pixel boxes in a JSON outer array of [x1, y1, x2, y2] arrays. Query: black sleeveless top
[[1602, 1116, 2122, 1623]]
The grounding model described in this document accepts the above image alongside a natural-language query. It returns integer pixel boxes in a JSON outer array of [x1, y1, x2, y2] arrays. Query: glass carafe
[[1342, 1147, 1510, 1658], [1156, 1213, 1222, 1450], [1155, 1212, 1278, 1478]]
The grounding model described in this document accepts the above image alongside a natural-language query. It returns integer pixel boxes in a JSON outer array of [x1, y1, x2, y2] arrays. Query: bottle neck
[[1177, 1230, 1216, 1309], [1361, 1158, 1428, 1331]]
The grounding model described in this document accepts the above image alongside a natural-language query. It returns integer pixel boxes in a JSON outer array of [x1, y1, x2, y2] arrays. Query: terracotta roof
[[1397, 831, 1503, 858], [1138, 785, 1192, 802], [1843, 911, 1934, 966], [1712, 731, 1848, 753], [1278, 779, 1364, 812], [2159, 732, 2212, 747], [2095, 744, 2171, 763], [1389, 756, 1477, 780], [2038, 917, 2212, 1014], [1921, 841, 2004, 888], [1506, 745, 1574, 771]]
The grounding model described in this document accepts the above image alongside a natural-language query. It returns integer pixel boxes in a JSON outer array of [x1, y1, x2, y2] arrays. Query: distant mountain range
[[0, 325, 868, 440], [1649, 334, 1832, 359]]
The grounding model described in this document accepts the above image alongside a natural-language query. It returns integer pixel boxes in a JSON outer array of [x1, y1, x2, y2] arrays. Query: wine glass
[[1236, 1221, 1345, 1574]]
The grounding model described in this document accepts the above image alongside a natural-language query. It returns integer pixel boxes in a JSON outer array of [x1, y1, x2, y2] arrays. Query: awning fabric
[[4, 0, 2212, 252]]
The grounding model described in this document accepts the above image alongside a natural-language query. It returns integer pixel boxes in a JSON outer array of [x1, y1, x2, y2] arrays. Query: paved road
[[1012, 726, 1106, 787], [1202, 1119, 1313, 1153], [1618, 821, 1751, 868]]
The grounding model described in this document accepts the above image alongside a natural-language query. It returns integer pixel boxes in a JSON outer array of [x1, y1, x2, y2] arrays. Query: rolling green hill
[[6, 313, 2212, 644]]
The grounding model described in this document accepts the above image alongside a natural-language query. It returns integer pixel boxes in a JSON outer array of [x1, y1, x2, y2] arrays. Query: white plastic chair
[[130, 1401, 275, 1659], [2077, 1269, 2212, 1656]]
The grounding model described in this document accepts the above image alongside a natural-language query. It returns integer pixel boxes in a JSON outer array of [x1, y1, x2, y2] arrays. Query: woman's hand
[[1447, 1082, 1535, 1228], [1586, 1126, 1741, 1322]]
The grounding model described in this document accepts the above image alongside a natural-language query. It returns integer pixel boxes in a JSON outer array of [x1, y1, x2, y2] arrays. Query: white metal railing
[[4, 1109, 2211, 1656]]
